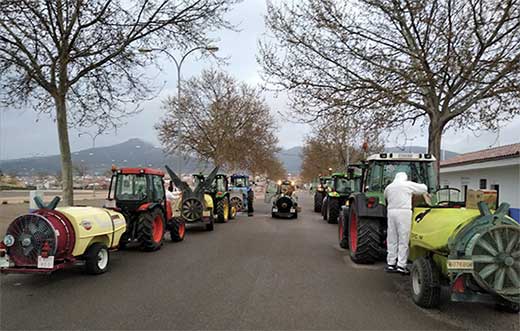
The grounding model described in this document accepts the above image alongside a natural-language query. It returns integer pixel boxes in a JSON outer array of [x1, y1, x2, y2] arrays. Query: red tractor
[[105, 167, 185, 251]]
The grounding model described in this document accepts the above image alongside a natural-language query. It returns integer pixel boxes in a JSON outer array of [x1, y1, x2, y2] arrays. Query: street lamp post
[[138, 46, 218, 176], [79, 131, 101, 197]]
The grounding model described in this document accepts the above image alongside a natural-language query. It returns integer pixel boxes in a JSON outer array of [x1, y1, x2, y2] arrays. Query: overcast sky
[[0, 0, 519, 161]]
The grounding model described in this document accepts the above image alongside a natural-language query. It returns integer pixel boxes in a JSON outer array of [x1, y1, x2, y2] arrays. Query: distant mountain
[[0, 138, 204, 176], [385, 146, 458, 161], [0, 140, 456, 177], [277, 146, 303, 174]]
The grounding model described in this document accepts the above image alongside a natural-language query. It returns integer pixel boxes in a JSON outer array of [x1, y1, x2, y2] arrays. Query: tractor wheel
[[495, 301, 520, 314], [216, 197, 230, 223], [118, 232, 130, 250], [314, 192, 323, 212], [322, 197, 328, 221], [137, 209, 165, 251], [84, 243, 110, 275], [206, 212, 215, 231], [169, 219, 186, 242], [338, 209, 349, 249], [229, 203, 237, 220], [327, 198, 339, 224], [348, 207, 382, 264], [410, 257, 441, 308]]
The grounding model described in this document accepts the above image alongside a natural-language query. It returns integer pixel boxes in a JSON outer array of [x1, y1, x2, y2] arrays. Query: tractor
[[193, 172, 237, 223], [166, 166, 218, 231], [0, 196, 126, 275], [229, 174, 254, 216], [265, 180, 300, 219], [338, 153, 437, 263], [321, 172, 360, 224], [106, 167, 186, 251], [313, 176, 331, 213]]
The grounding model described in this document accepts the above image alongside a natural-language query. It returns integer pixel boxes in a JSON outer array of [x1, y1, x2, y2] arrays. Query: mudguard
[[350, 193, 387, 219]]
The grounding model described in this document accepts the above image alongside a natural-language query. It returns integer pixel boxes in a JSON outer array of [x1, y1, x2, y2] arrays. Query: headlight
[[3, 234, 15, 247]]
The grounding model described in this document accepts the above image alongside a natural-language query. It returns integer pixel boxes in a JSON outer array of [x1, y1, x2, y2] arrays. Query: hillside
[[0, 140, 457, 176], [0, 139, 201, 176]]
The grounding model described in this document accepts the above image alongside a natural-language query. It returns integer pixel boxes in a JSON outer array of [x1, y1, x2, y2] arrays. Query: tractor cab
[[108, 167, 168, 214], [362, 153, 437, 196], [230, 175, 250, 188]]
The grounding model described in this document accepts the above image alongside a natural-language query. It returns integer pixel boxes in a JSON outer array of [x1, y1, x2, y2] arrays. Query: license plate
[[290, 208, 295, 213], [0, 255, 9, 268], [37, 256, 54, 269], [273, 208, 278, 212], [447, 259, 473, 270]]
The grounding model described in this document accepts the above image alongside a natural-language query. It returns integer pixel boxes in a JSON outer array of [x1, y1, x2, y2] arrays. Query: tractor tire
[[229, 203, 237, 220], [216, 197, 230, 223], [169, 219, 186, 242], [206, 217, 215, 231], [410, 257, 441, 308], [348, 207, 383, 264], [84, 243, 110, 275], [322, 197, 328, 221], [118, 232, 130, 250], [314, 192, 323, 212], [495, 301, 520, 314], [327, 198, 339, 224], [137, 209, 165, 251], [338, 209, 349, 249]]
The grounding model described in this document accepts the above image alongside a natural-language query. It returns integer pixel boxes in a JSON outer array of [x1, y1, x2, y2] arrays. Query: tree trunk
[[427, 118, 445, 187], [55, 94, 74, 206]]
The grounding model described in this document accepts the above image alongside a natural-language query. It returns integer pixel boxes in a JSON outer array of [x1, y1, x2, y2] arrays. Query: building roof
[[440, 143, 520, 167]]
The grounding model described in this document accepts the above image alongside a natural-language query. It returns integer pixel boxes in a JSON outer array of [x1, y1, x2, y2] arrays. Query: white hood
[[384, 172, 427, 210]]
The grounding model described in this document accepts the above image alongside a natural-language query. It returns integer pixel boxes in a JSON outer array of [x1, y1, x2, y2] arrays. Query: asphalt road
[[1, 194, 518, 330]]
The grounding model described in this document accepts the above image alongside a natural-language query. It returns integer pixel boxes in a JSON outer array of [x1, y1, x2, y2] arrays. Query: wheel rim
[[178, 222, 186, 238], [469, 225, 520, 299], [152, 215, 164, 243], [97, 248, 108, 270], [412, 266, 421, 295], [182, 198, 203, 221], [223, 199, 229, 220], [231, 197, 243, 211], [349, 209, 358, 252]]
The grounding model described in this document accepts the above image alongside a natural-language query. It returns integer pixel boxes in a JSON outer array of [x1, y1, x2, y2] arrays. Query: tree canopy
[[157, 69, 285, 176], [0, 0, 238, 204], [260, 0, 520, 178]]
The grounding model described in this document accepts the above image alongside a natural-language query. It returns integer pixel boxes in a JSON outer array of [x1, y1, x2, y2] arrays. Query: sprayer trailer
[[409, 194, 520, 313], [0, 197, 126, 275]]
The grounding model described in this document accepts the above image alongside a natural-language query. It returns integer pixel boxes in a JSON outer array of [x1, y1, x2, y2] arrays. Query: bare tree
[[0, 0, 238, 205], [157, 69, 281, 175], [260, 0, 520, 179], [299, 116, 383, 182]]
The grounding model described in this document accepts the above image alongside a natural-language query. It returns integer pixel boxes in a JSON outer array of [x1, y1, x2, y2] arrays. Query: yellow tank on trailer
[[57, 207, 126, 256]]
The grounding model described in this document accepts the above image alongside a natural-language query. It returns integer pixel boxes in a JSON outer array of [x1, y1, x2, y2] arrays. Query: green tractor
[[193, 173, 237, 223], [313, 176, 332, 213], [321, 172, 360, 224], [338, 153, 437, 262]]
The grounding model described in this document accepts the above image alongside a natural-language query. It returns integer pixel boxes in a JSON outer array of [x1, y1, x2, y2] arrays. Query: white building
[[440, 143, 520, 222]]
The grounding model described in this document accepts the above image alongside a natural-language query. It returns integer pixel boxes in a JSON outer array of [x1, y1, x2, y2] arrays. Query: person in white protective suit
[[383, 172, 427, 274]]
